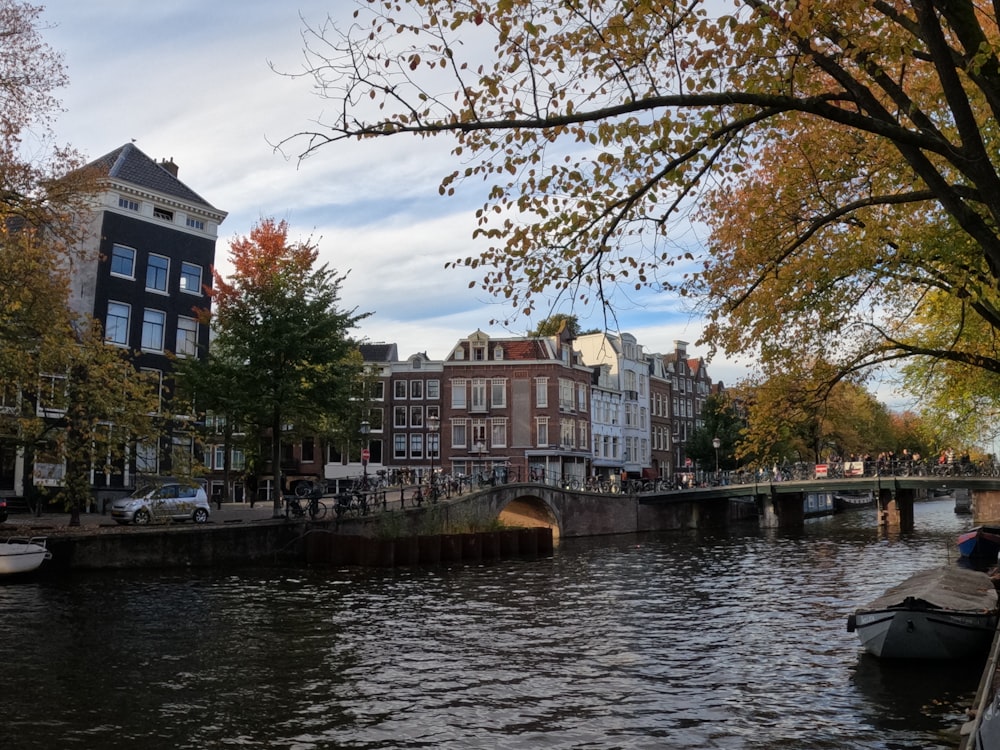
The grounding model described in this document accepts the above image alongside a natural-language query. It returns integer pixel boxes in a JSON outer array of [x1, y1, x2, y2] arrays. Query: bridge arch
[[493, 492, 562, 540]]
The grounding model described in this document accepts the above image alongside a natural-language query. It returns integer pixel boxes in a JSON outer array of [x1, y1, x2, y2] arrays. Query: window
[[118, 195, 139, 212], [427, 432, 439, 459], [452, 419, 467, 448], [231, 447, 245, 471], [494, 345, 504, 360], [471, 378, 487, 411], [110, 245, 135, 278], [451, 379, 467, 409], [136, 441, 158, 473], [490, 379, 506, 408], [141, 309, 166, 351], [179, 262, 202, 294], [426, 379, 440, 399], [426, 405, 440, 422], [146, 254, 169, 292], [536, 417, 549, 447], [471, 419, 487, 445], [535, 377, 548, 407], [410, 405, 424, 427], [38, 374, 68, 414], [577, 383, 587, 412], [409, 433, 423, 459], [394, 380, 408, 399], [394, 434, 407, 459], [394, 406, 407, 428], [186, 217, 205, 230], [176, 316, 198, 357], [106, 302, 130, 346], [302, 438, 315, 463], [372, 381, 385, 400], [491, 418, 507, 448], [559, 378, 574, 410], [214, 445, 225, 470], [141, 369, 163, 413], [153, 206, 173, 221], [472, 342, 486, 360], [561, 419, 575, 448], [410, 380, 423, 399]]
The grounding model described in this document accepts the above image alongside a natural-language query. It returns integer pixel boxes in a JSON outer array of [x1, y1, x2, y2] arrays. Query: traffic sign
[[361, 448, 370, 464]]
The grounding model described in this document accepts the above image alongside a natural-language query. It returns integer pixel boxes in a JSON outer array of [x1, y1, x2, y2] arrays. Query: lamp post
[[712, 436, 721, 484], [359, 419, 371, 490], [427, 414, 440, 500], [473, 440, 485, 483]]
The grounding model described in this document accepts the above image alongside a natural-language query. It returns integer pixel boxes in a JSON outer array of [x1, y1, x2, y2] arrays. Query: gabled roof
[[359, 342, 398, 363], [85, 143, 219, 211]]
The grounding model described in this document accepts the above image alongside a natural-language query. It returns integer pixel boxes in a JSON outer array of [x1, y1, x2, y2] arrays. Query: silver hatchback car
[[110, 482, 211, 525]]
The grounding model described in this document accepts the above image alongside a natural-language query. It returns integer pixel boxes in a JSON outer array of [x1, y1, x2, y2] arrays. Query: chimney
[[159, 158, 178, 177]]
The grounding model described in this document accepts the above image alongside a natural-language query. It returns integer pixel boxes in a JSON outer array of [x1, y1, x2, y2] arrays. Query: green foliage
[[277, 0, 1000, 436], [208, 218, 370, 515]]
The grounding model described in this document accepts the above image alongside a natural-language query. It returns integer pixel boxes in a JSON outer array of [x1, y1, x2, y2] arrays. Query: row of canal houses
[[286, 329, 726, 498], [0, 140, 724, 505]]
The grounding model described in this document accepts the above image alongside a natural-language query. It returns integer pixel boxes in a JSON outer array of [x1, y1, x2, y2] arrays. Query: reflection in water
[[0, 499, 984, 749]]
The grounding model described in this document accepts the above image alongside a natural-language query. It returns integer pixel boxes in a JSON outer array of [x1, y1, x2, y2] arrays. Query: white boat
[[0, 537, 52, 576], [846, 566, 999, 659]]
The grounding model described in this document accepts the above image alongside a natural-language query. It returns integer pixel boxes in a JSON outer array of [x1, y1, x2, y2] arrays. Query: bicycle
[[285, 494, 327, 520]]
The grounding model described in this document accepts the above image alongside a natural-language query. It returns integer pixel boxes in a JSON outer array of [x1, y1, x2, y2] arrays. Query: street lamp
[[359, 419, 371, 490], [427, 414, 440, 500], [473, 440, 486, 484], [712, 436, 721, 483]]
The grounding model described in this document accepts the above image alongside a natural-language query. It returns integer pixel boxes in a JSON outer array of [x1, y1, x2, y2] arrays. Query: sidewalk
[[2, 502, 282, 531]]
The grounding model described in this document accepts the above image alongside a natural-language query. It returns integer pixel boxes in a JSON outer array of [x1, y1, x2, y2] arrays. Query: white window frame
[[110, 244, 136, 279], [451, 379, 467, 409], [180, 262, 202, 295], [106, 301, 130, 346], [141, 309, 166, 352], [176, 316, 198, 357], [145, 253, 169, 293]]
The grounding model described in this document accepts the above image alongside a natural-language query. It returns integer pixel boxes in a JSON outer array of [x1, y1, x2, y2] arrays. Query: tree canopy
[[207, 218, 368, 516], [279, 0, 1000, 413]]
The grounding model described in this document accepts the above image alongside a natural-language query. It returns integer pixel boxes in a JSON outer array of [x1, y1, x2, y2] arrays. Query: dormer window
[[454, 346, 465, 360], [153, 206, 173, 221], [472, 343, 486, 360], [494, 345, 504, 360]]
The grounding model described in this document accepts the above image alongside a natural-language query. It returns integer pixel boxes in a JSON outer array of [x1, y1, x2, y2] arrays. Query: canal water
[[1, 498, 984, 749]]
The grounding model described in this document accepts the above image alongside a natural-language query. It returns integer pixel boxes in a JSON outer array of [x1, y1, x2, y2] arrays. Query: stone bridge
[[343, 482, 736, 539], [339, 474, 1000, 538]]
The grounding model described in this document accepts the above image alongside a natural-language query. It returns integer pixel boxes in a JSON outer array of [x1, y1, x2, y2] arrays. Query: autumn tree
[[0, 0, 168, 523], [732, 362, 894, 467], [208, 218, 368, 516], [278, 0, 1000, 415]]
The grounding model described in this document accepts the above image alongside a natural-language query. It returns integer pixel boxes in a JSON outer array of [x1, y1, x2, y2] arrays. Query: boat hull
[[958, 526, 1000, 562], [0, 538, 52, 576], [848, 566, 999, 659], [850, 607, 997, 659]]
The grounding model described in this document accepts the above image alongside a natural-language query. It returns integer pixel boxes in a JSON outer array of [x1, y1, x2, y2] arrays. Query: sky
[[38, 0, 753, 389]]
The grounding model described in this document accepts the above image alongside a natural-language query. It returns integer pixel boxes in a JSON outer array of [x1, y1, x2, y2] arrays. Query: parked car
[[110, 482, 210, 525]]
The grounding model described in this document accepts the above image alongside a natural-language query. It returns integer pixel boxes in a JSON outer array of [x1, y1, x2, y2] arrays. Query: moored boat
[[958, 526, 1000, 563], [846, 566, 998, 659], [0, 537, 52, 576]]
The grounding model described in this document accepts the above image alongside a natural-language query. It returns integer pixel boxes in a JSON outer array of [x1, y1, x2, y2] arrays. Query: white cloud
[[40, 0, 740, 383]]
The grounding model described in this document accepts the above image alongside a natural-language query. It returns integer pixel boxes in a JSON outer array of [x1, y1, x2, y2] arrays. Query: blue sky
[[37, 0, 755, 386]]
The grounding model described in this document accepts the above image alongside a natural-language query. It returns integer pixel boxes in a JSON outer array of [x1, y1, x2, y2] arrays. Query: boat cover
[[862, 566, 998, 613]]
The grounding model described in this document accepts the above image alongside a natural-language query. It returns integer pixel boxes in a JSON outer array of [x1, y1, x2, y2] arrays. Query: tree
[[0, 0, 165, 523], [528, 314, 582, 338], [686, 393, 743, 475], [279, 1, 1000, 407], [172, 327, 250, 505], [209, 218, 368, 516], [43, 322, 161, 525], [732, 363, 894, 467]]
